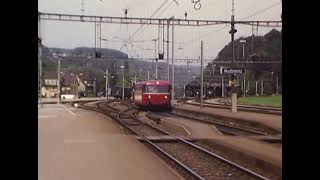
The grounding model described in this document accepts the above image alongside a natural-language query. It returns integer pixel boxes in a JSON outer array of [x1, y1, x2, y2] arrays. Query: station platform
[[38, 104, 182, 180], [38, 97, 114, 104]]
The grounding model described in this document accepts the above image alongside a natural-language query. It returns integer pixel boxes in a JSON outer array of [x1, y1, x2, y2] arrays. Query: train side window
[[142, 85, 146, 93], [158, 85, 169, 93]]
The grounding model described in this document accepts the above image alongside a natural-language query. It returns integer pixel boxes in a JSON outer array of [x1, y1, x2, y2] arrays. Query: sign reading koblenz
[[222, 68, 245, 74]]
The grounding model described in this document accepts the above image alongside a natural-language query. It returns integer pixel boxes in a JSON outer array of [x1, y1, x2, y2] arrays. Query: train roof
[[135, 80, 171, 86]]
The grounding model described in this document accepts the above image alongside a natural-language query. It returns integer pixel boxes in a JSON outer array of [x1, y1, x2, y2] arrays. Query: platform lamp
[[120, 65, 125, 99]]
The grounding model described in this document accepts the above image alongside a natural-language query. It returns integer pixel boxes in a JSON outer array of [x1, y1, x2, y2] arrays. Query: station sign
[[221, 67, 245, 75]]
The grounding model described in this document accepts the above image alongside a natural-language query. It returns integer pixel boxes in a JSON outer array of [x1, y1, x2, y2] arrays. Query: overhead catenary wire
[[130, 0, 170, 40], [240, 1, 282, 21]]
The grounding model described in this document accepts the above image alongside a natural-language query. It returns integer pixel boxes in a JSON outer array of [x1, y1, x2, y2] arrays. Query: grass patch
[[238, 95, 282, 108]]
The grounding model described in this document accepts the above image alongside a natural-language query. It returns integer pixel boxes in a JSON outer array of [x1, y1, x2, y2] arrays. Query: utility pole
[[57, 58, 61, 104], [153, 39, 158, 79], [81, 0, 84, 16], [167, 16, 174, 82], [171, 19, 175, 103], [105, 68, 108, 99], [200, 41, 204, 108], [229, 0, 237, 63], [229, 0, 237, 113], [38, 14, 42, 107], [38, 38, 42, 106], [167, 21, 170, 81]]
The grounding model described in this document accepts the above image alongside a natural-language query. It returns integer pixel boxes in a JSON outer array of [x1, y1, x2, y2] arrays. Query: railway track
[[79, 100, 271, 180], [182, 100, 282, 115], [151, 111, 272, 137]]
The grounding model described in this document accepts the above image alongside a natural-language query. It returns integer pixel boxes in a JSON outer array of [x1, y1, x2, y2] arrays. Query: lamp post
[[240, 39, 246, 97], [120, 65, 124, 99], [240, 39, 246, 61], [212, 64, 216, 98], [101, 38, 108, 58], [105, 68, 109, 99]]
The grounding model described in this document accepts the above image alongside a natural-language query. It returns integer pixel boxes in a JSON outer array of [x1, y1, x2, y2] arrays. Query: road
[[38, 103, 182, 180]]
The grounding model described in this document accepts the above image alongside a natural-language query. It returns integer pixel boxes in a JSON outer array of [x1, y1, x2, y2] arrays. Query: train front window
[[145, 85, 170, 93], [146, 85, 158, 93]]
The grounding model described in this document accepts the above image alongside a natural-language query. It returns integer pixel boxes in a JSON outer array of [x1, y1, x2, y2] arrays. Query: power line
[[155, 0, 175, 18], [240, 1, 282, 21], [132, 0, 176, 41], [130, 0, 170, 40]]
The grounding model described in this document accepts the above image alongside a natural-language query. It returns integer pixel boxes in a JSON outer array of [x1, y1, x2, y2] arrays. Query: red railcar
[[133, 80, 172, 109]]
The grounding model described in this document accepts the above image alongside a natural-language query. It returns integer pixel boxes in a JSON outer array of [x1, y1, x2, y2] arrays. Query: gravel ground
[[137, 112, 190, 137], [129, 124, 165, 137], [194, 140, 282, 180], [156, 142, 259, 180]]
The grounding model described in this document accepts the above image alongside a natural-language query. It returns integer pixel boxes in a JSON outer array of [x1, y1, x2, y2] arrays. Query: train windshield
[[146, 85, 158, 93], [145, 85, 170, 93]]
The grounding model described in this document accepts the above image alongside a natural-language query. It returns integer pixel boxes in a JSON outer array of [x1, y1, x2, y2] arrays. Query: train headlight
[[148, 95, 151, 99], [164, 95, 168, 99]]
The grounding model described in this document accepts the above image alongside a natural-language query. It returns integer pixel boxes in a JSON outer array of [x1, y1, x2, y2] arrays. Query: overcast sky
[[38, 0, 281, 62]]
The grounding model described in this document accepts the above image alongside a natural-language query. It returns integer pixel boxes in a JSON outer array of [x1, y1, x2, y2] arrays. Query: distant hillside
[[47, 47, 128, 59], [215, 29, 282, 62], [205, 29, 282, 77], [204, 29, 282, 94], [40, 46, 200, 94]]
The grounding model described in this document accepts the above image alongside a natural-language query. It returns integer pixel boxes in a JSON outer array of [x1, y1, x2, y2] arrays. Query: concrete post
[[261, 80, 264, 96], [222, 76, 224, 97], [231, 93, 237, 112], [243, 71, 246, 98], [276, 75, 279, 95], [255, 81, 258, 96], [247, 80, 250, 95]]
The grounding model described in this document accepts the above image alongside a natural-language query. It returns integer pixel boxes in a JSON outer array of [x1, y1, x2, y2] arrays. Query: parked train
[[133, 80, 172, 110], [184, 81, 241, 98], [111, 86, 133, 99]]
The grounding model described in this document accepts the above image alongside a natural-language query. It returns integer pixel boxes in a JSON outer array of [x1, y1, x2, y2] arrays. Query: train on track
[[133, 80, 172, 110]]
